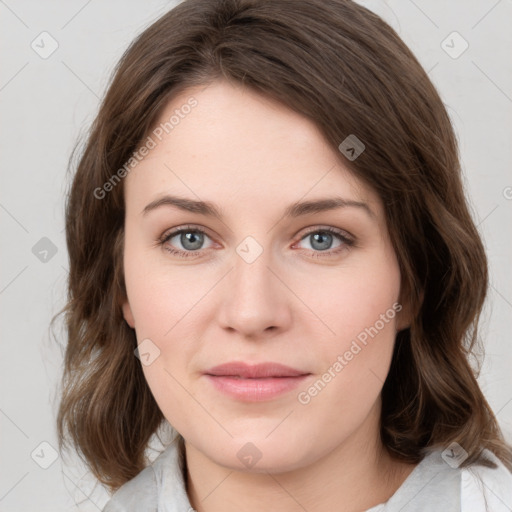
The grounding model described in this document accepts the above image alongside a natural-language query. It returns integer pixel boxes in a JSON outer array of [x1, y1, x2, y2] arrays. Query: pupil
[[312, 232, 332, 251], [182, 232, 203, 250]]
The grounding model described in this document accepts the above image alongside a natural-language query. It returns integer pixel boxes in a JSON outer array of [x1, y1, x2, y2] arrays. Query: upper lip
[[205, 362, 310, 378]]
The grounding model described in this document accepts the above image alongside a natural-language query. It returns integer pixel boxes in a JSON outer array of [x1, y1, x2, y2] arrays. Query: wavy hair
[[56, 0, 512, 492]]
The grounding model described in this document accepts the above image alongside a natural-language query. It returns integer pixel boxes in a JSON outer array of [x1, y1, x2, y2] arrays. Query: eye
[[159, 225, 214, 258], [158, 225, 355, 259], [293, 227, 354, 258]]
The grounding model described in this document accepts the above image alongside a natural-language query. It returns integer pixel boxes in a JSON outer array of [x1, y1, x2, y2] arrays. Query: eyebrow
[[142, 195, 374, 219]]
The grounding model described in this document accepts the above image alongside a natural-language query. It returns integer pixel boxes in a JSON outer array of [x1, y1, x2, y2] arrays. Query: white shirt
[[103, 439, 512, 511]]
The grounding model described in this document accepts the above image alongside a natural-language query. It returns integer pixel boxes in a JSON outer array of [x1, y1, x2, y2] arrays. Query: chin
[[193, 433, 315, 474]]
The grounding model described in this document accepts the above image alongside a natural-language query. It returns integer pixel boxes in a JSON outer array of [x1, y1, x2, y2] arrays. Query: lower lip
[[205, 375, 310, 401]]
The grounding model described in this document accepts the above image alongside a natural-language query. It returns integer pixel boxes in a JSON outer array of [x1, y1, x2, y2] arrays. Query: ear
[[395, 299, 411, 332], [122, 301, 136, 329], [395, 283, 421, 333]]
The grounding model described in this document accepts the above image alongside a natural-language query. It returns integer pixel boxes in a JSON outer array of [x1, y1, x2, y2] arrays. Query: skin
[[122, 79, 416, 512]]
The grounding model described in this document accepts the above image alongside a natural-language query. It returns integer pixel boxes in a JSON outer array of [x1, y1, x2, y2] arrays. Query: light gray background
[[1, 1, 511, 510]]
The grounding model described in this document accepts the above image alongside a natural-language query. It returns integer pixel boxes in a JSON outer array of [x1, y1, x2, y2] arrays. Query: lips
[[204, 361, 309, 378], [204, 362, 311, 401]]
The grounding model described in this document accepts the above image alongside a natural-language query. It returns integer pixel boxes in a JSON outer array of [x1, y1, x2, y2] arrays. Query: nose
[[216, 244, 292, 339]]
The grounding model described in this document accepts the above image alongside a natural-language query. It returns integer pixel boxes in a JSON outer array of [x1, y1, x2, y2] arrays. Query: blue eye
[[160, 226, 213, 257], [294, 227, 354, 258], [298, 230, 343, 251], [158, 225, 354, 259]]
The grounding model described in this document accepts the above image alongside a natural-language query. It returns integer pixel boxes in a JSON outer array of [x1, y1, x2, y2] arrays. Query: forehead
[[123, 80, 383, 221]]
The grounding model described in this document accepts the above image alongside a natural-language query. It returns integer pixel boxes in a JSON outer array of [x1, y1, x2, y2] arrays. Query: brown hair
[[56, 0, 512, 493]]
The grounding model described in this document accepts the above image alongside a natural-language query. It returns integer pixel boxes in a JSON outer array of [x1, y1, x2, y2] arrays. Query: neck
[[184, 402, 417, 512]]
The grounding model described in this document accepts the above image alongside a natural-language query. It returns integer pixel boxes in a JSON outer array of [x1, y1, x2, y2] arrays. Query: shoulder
[[102, 465, 158, 512], [460, 449, 512, 512], [101, 440, 186, 512], [368, 448, 512, 512]]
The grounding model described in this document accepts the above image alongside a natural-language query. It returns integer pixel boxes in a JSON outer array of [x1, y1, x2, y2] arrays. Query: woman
[[57, 0, 512, 510]]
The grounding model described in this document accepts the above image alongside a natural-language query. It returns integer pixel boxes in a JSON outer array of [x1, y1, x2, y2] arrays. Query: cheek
[[139, 354, 197, 441], [123, 259, 201, 431], [123, 248, 210, 340], [306, 253, 401, 347], [123, 250, 209, 413], [296, 307, 398, 442], [297, 252, 401, 411]]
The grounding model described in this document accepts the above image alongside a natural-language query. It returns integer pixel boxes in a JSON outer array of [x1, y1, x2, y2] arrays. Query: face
[[122, 80, 408, 472]]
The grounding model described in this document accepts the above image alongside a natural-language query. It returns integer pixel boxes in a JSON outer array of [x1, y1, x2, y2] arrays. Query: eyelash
[[158, 224, 355, 259]]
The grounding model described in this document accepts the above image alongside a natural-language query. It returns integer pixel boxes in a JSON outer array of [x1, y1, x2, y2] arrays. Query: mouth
[[204, 362, 311, 401]]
